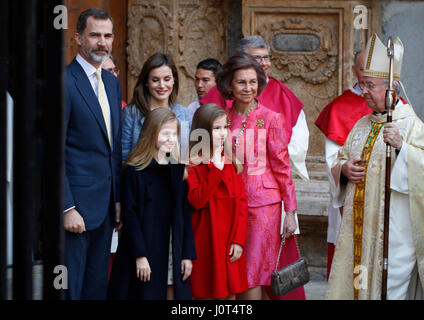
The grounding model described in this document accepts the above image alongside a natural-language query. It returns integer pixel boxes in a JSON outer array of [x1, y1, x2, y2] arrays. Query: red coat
[[315, 87, 371, 146], [187, 162, 249, 298]]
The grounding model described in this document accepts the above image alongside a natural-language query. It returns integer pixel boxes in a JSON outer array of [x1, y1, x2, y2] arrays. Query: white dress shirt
[[187, 99, 200, 121]]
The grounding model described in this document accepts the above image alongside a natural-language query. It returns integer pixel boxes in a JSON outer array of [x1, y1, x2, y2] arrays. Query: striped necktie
[[95, 69, 112, 146]]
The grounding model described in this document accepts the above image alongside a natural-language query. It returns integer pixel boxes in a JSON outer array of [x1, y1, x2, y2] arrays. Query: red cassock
[[315, 88, 371, 146], [187, 162, 249, 298]]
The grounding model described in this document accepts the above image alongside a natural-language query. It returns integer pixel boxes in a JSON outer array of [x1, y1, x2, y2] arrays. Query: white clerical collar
[[372, 98, 404, 116], [76, 53, 102, 77]]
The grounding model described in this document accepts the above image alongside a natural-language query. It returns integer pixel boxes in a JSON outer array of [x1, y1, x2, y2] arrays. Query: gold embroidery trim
[[352, 122, 384, 300], [365, 34, 376, 70], [362, 70, 400, 80]]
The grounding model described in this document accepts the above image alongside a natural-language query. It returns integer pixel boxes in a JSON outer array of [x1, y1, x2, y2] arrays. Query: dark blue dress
[[108, 160, 196, 300]]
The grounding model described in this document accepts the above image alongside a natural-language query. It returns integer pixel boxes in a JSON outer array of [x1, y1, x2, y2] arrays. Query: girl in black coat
[[108, 108, 196, 300]]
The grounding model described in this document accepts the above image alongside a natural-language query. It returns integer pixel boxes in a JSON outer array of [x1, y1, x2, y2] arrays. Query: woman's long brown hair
[[130, 53, 179, 118]]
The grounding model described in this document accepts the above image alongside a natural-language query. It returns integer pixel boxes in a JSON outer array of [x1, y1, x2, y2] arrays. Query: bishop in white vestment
[[326, 34, 424, 300]]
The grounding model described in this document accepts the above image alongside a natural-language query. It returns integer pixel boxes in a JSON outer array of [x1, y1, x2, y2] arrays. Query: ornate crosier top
[[227, 100, 258, 152]]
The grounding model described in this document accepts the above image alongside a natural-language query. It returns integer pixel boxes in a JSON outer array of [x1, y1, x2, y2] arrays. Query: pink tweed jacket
[[228, 102, 297, 211]]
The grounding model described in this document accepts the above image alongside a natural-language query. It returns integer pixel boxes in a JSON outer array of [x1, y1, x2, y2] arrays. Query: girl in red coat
[[187, 103, 249, 299]]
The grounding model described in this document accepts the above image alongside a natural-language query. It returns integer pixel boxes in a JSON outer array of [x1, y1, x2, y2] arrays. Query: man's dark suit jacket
[[65, 58, 122, 230]]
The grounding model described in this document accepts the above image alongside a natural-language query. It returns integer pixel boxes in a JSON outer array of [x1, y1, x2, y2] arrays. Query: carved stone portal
[[127, 0, 227, 107], [258, 17, 338, 86], [243, 0, 372, 160], [253, 10, 342, 158]]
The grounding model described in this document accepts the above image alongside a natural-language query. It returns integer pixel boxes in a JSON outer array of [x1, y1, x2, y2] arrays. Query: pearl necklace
[[227, 100, 258, 151]]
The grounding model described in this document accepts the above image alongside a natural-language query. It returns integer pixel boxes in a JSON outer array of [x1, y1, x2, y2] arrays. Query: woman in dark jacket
[[108, 108, 196, 300]]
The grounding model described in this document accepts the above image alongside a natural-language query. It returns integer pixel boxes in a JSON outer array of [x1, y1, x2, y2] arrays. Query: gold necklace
[[227, 100, 258, 152]]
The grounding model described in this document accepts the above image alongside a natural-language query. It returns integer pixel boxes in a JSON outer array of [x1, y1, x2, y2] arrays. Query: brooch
[[256, 119, 264, 127]]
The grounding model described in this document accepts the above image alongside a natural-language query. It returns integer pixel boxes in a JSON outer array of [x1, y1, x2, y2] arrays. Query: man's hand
[[341, 159, 366, 184], [64, 208, 86, 233], [115, 202, 122, 231], [383, 123, 403, 150]]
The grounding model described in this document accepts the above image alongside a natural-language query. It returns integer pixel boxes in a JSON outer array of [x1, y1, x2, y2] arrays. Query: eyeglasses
[[251, 55, 272, 63], [359, 81, 385, 91], [106, 68, 120, 76]]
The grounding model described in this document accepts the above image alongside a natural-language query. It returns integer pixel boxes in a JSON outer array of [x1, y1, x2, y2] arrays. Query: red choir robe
[[315, 88, 371, 146], [314, 86, 371, 279], [187, 162, 249, 298]]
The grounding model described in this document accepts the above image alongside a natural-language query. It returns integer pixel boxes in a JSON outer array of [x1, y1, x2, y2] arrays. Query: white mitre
[[363, 33, 404, 80]]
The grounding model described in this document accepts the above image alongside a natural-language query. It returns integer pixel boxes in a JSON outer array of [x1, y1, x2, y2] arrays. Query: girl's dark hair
[[190, 103, 242, 174], [130, 53, 179, 117], [190, 103, 227, 154], [216, 52, 267, 99]]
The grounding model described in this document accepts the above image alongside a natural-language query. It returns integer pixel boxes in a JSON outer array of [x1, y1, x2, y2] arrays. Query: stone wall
[[379, 0, 424, 120]]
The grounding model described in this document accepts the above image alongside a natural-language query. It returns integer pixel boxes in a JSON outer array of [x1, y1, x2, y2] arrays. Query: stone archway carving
[[127, 0, 228, 106], [257, 17, 338, 85], [127, 2, 174, 99]]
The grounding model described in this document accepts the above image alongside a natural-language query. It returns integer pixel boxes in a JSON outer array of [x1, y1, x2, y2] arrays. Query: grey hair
[[383, 79, 401, 95], [235, 36, 271, 54], [353, 49, 365, 66]]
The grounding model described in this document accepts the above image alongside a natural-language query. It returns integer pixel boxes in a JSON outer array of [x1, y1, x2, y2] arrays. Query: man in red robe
[[201, 35, 308, 300], [315, 49, 372, 280]]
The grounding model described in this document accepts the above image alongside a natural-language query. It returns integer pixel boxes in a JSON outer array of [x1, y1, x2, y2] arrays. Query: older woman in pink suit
[[216, 52, 300, 300]]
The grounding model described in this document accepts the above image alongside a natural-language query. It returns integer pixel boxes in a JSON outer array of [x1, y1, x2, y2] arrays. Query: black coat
[[108, 160, 196, 300]]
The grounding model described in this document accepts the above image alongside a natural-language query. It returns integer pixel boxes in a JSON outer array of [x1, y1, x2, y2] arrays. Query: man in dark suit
[[64, 8, 122, 300]]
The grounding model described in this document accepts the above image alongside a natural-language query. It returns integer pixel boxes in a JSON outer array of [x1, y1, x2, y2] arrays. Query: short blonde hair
[[125, 108, 180, 170]]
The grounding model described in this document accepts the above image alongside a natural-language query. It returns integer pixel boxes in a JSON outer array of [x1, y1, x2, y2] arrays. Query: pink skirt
[[245, 203, 306, 300]]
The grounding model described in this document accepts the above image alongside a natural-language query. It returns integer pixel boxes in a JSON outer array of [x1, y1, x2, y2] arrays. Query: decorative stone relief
[[127, 0, 227, 106], [248, 10, 342, 158], [176, 5, 227, 104], [257, 17, 338, 85], [127, 1, 173, 99]]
